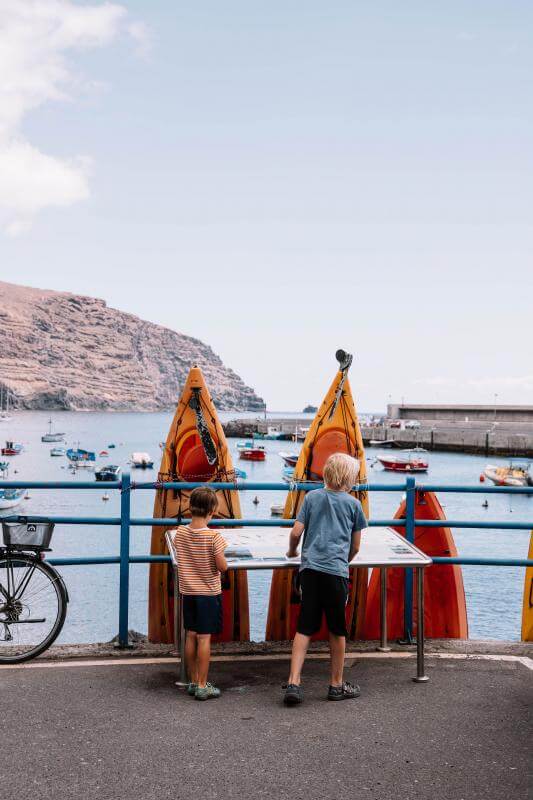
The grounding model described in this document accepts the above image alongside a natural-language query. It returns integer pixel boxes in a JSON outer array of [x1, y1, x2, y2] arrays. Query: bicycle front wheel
[[0, 554, 68, 664]]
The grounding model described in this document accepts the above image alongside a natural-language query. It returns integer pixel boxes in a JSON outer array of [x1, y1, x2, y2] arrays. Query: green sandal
[[195, 682, 221, 701]]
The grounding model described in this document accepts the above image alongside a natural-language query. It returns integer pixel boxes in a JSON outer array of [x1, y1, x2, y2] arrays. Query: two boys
[[173, 452, 366, 704]]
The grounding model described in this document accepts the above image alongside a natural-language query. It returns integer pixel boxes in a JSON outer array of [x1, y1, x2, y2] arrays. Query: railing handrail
[[1, 479, 532, 494]]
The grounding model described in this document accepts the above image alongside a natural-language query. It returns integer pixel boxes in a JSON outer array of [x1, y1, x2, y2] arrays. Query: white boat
[[270, 503, 285, 516], [131, 452, 154, 469], [484, 461, 532, 487], [41, 418, 65, 443], [50, 447, 66, 457], [293, 426, 310, 442], [0, 488, 25, 510]]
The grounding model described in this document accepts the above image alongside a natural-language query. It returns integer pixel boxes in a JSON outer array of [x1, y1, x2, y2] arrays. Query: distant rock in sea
[[302, 405, 317, 413], [0, 280, 264, 412]]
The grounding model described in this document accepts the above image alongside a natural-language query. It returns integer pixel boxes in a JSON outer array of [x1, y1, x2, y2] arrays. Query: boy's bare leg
[[196, 634, 212, 687], [287, 632, 311, 685], [185, 631, 198, 684], [328, 632, 346, 686]]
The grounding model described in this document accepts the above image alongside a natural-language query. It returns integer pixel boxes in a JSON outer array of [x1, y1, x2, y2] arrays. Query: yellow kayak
[[147, 366, 249, 643], [265, 350, 369, 641], [522, 532, 533, 641]]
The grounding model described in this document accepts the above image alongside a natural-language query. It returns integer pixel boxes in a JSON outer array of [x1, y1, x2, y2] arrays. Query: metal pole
[[117, 471, 132, 648], [175, 589, 189, 687], [413, 567, 429, 683], [377, 567, 391, 652], [402, 476, 416, 643]]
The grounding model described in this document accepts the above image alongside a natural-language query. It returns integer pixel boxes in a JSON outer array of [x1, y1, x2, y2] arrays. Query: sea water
[[0, 411, 530, 643]]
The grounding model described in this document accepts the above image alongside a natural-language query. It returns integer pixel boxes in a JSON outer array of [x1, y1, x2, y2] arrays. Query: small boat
[[95, 465, 121, 481], [0, 488, 25, 510], [239, 446, 266, 462], [1, 441, 22, 456], [270, 503, 285, 516], [234, 468, 247, 479], [131, 452, 154, 469], [282, 466, 294, 482], [67, 447, 96, 467], [41, 418, 65, 443], [263, 426, 286, 440], [236, 441, 254, 450], [50, 447, 65, 457], [484, 461, 532, 487], [99, 450, 109, 457], [369, 438, 396, 448], [377, 454, 428, 472], [293, 426, 310, 442], [107, 443, 116, 449], [279, 451, 298, 467]]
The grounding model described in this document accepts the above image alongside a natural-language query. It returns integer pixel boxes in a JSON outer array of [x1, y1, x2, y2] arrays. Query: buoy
[[253, 496, 259, 505], [479, 474, 485, 483], [482, 500, 488, 508]]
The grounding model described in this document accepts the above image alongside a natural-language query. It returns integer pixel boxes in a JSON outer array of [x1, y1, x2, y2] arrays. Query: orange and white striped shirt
[[172, 525, 228, 595]]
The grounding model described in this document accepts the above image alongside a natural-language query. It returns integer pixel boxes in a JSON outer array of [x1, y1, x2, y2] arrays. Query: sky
[[0, 1, 531, 411]]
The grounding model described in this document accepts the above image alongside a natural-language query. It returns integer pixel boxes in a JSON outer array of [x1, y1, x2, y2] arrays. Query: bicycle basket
[[2, 520, 55, 549]]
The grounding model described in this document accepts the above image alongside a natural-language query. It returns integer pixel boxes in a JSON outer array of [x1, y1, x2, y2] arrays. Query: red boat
[[377, 455, 428, 472], [1, 441, 22, 456], [239, 447, 266, 462]]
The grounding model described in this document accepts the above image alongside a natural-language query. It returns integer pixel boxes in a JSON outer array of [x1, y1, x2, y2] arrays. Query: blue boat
[[67, 447, 96, 467]]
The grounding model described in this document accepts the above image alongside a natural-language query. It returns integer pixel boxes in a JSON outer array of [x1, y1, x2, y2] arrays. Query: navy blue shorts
[[296, 569, 348, 637], [183, 594, 223, 635]]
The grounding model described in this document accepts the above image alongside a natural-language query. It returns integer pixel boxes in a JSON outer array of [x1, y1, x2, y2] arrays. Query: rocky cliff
[[0, 281, 264, 412]]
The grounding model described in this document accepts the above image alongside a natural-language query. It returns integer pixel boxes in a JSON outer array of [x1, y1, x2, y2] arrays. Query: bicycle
[[0, 519, 69, 664]]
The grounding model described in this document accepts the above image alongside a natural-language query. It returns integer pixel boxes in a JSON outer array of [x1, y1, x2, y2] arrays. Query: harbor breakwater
[[222, 417, 533, 457]]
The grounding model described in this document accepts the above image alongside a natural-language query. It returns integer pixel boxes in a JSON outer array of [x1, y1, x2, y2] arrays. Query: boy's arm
[[349, 530, 362, 563], [213, 533, 228, 572], [215, 550, 228, 572], [286, 520, 305, 558]]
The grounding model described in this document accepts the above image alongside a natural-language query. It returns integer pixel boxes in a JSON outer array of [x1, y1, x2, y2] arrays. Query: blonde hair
[[323, 453, 360, 492]]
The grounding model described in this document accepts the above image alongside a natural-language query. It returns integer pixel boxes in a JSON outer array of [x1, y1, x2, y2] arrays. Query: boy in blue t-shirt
[[284, 452, 367, 705]]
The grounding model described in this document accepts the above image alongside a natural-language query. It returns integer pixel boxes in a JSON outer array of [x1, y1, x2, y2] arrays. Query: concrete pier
[[222, 416, 533, 456]]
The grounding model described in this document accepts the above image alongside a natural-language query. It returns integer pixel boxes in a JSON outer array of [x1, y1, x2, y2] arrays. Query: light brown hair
[[189, 486, 218, 517], [323, 453, 360, 491]]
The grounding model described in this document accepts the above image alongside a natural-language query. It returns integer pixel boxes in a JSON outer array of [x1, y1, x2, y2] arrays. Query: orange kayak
[[363, 490, 468, 639], [147, 366, 249, 643], [265, 351, 369, 641]]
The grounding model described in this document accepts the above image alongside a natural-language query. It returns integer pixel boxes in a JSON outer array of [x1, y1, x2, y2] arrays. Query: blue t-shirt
[[296, 488, 368, 578]]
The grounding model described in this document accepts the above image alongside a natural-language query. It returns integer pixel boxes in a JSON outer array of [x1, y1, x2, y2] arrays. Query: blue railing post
[[403, 476, 416, 643], [117, 470, 131, 648]]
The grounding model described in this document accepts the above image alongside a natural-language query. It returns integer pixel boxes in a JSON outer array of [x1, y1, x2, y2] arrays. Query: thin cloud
[[0, 0, 148, 236]]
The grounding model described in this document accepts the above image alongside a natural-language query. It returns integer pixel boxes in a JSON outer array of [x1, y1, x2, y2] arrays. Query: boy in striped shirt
[[173, 486, 228, 700]]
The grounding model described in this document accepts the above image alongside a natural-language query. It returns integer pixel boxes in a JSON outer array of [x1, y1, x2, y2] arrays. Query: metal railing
[[2, 474, 532, 647]]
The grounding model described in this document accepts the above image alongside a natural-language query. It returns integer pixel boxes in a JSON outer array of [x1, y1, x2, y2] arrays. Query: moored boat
[[148, 365, 249, 644], [131, 452, 154, 469], [281, 466, 294, 482], [239, 446, 266, 462], [369, 438, 396, 448], [279, 451, 298, 467], [270, 503, 284, 516], [483, 461, 532, 487], [0, 488, 25, 510], [66, 447, 96, 467], [1, 441, 22, 456], [266, 349, 370, 641], [363, 490, 468, 639], [41, 418, 65, 443], [377, 454, 428, 472], [95, 465, 121, 482], [50, 447, 65, 457]]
